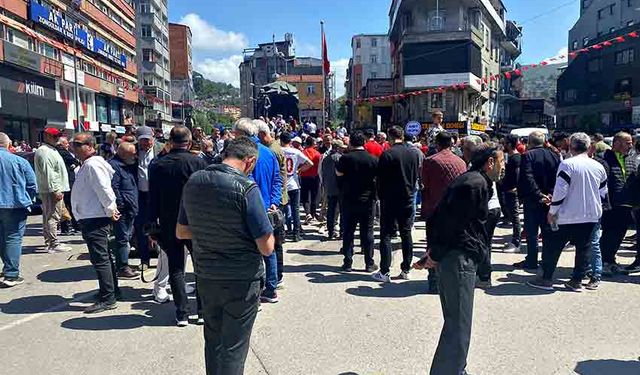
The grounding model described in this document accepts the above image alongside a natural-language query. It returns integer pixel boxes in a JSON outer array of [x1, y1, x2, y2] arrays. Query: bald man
[[108, 142, 140, 280]]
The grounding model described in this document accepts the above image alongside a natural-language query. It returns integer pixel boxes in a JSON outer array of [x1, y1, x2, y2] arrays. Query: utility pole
[[321, 20, 326, 129]]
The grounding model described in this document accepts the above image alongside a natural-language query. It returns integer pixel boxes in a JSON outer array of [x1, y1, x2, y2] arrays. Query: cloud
[[295, 42, 319, 57], [543, 47, 569, 65], [331, 58, 349, 98], [179, 14, 248, 52], [194, 55, 244, 87]]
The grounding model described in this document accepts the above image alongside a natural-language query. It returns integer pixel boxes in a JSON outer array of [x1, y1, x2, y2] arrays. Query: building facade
[[388, 0, 517, 126], [169, 22, 193, 122], [135, 0, 171, 127], [0, 0, 139, 145], [348, 34, 392, 128], [279, 74, 324, 123], [557, 0, 640, 131]]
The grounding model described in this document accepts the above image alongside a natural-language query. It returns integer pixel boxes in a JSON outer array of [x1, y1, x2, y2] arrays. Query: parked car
[[15, 151, 42, 215]]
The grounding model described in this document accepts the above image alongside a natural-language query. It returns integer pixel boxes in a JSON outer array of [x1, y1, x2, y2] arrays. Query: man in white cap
[[35, 127, 71, 253]]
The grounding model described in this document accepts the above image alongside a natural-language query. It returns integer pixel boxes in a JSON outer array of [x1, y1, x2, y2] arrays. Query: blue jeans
[[263, 252, 278, 294], [113, 210, 135, 270], [286, 189, 301, 234], [523, 201, 550, 266], [0, 208, 27, 278], [586, 221, 603, 279]]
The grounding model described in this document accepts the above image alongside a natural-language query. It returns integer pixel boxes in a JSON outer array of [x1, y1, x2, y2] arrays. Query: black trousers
[[542, 222, 596, 280], [503, 190, 521, 247], [477, 208, 501, 281], [199, 279, 261, 375], [162, 232, 191, 320], [430, 250, 477, 375], [60, 191, 79, 233], [600, 206, 632, 264], [326, 195, 342, 237], [275, 206, 286, 283], [342, 201, 375, 268], [379, 202, 414, 275], [80, 218, 119, 304], [634, 208, 640, 262], [300, 176, 320, 218]]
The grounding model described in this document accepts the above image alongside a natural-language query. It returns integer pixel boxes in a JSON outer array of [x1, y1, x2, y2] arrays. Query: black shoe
[[585, 278, 601, 290], [365, 264, 379, 273], [513, 260, 538, 270], [341, 263, 353, 272], [624, 260, 640, 274], [84, 301, 117, 314], [117, 266, 140, 280]]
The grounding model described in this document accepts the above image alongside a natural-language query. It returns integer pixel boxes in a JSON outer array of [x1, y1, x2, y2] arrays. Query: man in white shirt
[[527, 132, 607, 292], [280, 132, 312, 242], [71, 132, 121, 314]]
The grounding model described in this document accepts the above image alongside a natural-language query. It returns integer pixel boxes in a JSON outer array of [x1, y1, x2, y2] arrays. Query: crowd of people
[[1, 109, 640, 374]]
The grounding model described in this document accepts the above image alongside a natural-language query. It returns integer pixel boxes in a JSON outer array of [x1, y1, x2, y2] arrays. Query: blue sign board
[[405, 121, 422, 137], [29, 2, 127, 68]]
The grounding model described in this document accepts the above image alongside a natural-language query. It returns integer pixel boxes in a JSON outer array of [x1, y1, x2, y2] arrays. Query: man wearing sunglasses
[[70, 133, 121, 314]]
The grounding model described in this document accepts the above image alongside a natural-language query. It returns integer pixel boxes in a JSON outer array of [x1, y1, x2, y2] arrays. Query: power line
[[519, 0, 578, 25]]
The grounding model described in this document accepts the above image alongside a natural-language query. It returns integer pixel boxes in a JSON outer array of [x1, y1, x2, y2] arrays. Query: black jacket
[[148, 149, 208, 238], [109, 156, 139, 214], [602, 149, 632, 208], [427, 171, 492, 263], [518, 146, 561, 204], [182, 164, 264, 281], [57, 147, 80, 186], [501, 153, 521, 192], [377, 143, 421, 207]]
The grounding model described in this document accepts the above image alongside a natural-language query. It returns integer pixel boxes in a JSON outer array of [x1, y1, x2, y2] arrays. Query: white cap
[[292, 136, 302, 143]]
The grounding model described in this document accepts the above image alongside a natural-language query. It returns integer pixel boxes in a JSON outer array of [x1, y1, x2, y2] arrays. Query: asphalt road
[[1, 216, 639, 375]]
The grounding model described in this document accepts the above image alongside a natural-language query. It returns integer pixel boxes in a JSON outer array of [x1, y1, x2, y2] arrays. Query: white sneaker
[[48, 244, 72, 253], [185, 283, 196, 294], [176, 319, 188, 327], [398, 270, 411, 280], [154, 288, 172, 304], [503, 243, 520, 253], [372, 271, 391, 283]]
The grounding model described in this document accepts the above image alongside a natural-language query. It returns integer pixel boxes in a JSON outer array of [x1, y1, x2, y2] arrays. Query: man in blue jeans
[[232, 118, 282, 303], [0, 133, 37, 287]]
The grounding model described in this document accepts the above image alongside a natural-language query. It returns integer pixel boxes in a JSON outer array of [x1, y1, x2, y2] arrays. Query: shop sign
[[442, 121, 466, 130], [100, 124, 113, 132], [100, 80, 115, 95], [4, 43, 41, 72], [30, 2, 127, 68], [63, 65, 85, 85], [405, 121, 421, 137], [115, 126, 125, 134], [117, 86, 125, 98], [18, 80, 46, 97]]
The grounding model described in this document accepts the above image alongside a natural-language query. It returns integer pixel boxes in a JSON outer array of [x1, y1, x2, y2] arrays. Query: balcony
[[500, 61, 516, 72], [139, 36, 168, 55], [400, 24, 484, 49], [142, 61, 169, 80], [140, 12, 168, 36]]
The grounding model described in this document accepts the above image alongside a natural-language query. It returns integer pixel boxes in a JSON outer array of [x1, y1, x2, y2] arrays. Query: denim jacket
[[0, 148, 38, 209]]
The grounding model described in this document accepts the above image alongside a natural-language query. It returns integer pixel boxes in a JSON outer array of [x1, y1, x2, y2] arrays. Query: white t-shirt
[[283, 146, 312, 191], [307, 122, 317, 134]]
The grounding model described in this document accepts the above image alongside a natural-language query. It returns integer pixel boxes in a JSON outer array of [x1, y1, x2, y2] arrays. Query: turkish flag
[[322, 31, 330, 75]]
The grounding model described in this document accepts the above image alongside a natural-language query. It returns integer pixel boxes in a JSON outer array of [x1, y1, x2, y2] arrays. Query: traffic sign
[[405, 121, 421, 137]]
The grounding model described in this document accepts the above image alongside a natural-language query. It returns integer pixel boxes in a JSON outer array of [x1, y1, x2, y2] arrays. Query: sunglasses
[[72, 141, 89, 147]]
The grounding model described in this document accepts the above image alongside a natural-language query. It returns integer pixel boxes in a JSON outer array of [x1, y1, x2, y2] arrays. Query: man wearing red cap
[[34, 128, 70, 253]]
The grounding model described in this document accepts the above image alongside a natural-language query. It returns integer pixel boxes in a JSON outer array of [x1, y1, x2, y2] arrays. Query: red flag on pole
[[322, 30, 330, 75]]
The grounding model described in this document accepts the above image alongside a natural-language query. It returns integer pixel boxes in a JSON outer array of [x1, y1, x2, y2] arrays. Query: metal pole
[[321, 20, 326, 129], [73, 46, 81, 133]]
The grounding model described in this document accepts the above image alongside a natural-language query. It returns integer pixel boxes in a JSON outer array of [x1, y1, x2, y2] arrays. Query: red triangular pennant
[[615, 36, 626, 43], [504, 72, 512, 80], [628, 31, 639, 38]]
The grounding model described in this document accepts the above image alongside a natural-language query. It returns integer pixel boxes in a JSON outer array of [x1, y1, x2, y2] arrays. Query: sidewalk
[[1, 216, 639, 374]]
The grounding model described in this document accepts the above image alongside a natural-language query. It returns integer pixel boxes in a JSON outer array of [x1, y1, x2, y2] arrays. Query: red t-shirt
[[299, 147, 322, 177], [364, 140, 383, 158], [381, 142, 391, 151]]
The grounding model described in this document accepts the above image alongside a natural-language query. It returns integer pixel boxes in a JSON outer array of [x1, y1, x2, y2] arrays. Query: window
[[609, 3, 615, 14], [356, 39, 361, 49], [370, 71, 377, 79], [7, 28, 34, 51], [598, 9, 604, 19], [564, 89, 577, 102], [616, 78, 632, 94], [141, 25, 152, 38], [430, 92, 444, 110], [583, 37, 589, 47], [355, 55, 361, 63], [370, 54, 378, 63], [572, 40, 578, 50], [38, 42, 58, 59], [615, 48, 635, 65], [96, 95, 109, 123], [142, 49, 155, 62], [588, 58, 602, 72], [628, 0, 633, 7], [371, 38, 377, 47], [307, 85, 316, 95]]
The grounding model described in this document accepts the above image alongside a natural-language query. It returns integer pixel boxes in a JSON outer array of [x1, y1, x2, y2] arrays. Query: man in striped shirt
[[527, 133, 608, 291]]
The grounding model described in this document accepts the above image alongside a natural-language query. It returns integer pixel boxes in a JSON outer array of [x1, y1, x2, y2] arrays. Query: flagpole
[[321, 20, 326, 129]]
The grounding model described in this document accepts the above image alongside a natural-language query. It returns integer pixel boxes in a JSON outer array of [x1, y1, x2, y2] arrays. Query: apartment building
[[388, 0, 517, 126], [557, 0, 640, 130], [0, 0, 139, 144], [169, 22, 193, 121], [135, 0, 171, 127]]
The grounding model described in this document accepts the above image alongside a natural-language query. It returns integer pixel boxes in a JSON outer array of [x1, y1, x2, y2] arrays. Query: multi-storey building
[[0, 0, 139, 144], [168, 22, 193, 122], [348, 34, 392, 128], [279, 74, 324, 123], [135, 0, 171, 127], [388, 0, 518, 126], [557, 0, 640, 131]]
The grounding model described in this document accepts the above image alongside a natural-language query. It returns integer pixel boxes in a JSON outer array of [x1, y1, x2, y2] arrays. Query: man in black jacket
[[109, 142, 140, 280], [57, 137, 81, 234], [600, 132, 634, 276], [372, 126, 420, 283], [414, 143, 505, 375], [149, 126, 208, 326], [513, 131, 561, 270], [177, 137, 274, 375], [501, 134, 522, 252]]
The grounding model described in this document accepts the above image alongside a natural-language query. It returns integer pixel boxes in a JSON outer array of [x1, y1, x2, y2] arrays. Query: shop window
[[615, 49, 634, 65], [110, 98, 122, 125], [96, 95, 109, 123]]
